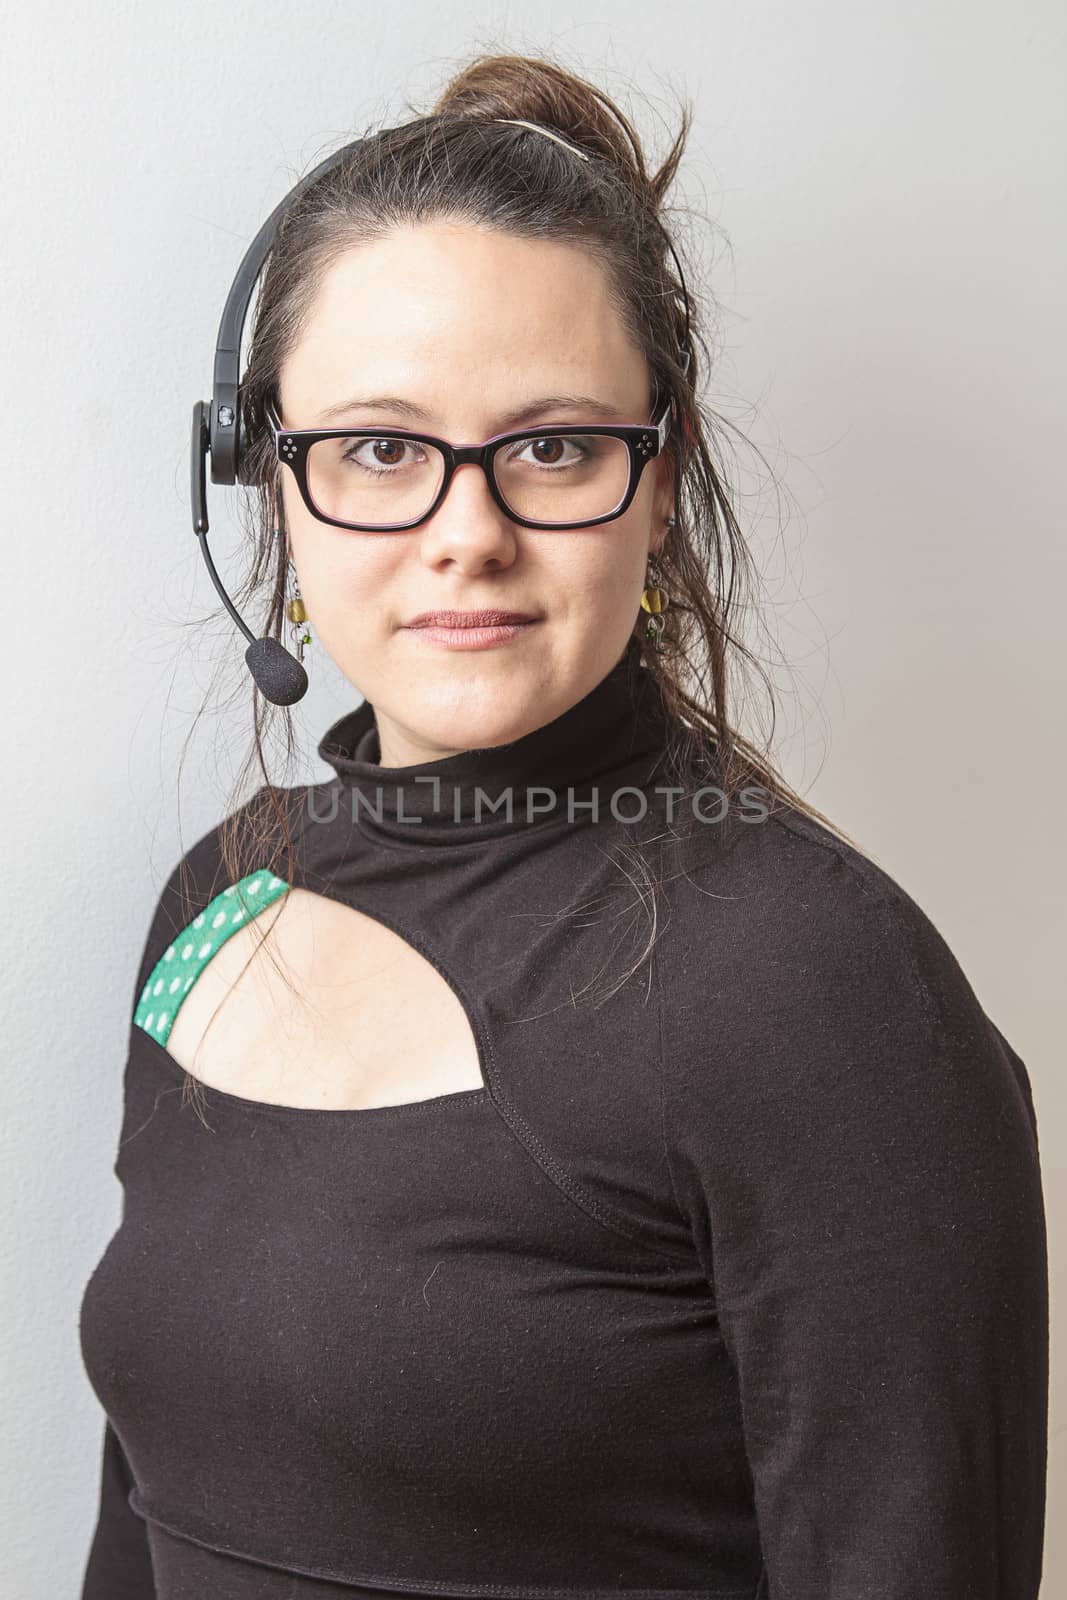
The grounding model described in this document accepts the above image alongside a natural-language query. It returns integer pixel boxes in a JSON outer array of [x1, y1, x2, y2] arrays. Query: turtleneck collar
[[315, 634, 673, 848]]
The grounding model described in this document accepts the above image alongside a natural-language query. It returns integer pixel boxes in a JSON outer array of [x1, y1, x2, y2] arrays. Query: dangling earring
[[640, 516, 674, 651], [284, 558, 312, 665]]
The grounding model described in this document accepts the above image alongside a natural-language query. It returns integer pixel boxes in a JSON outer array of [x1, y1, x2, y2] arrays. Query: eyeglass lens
[[304, 432, 633, 528]]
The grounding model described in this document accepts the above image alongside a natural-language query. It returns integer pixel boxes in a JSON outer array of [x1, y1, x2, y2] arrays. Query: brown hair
[[171, 51, 867, 1115]]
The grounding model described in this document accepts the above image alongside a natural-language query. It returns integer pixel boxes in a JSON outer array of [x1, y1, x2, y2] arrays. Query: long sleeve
[[80, 1421, 156, 1599], [78, 828, 232, 1599], [79, 791, 284, 1594], [662, 835, 1050, 1598]]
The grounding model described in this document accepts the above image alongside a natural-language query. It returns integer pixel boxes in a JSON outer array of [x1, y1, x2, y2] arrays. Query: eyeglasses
[[263, 393, 674, 532]]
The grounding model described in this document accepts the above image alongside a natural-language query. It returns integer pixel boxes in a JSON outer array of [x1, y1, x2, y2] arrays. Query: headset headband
[[202, 138, 366, 500]]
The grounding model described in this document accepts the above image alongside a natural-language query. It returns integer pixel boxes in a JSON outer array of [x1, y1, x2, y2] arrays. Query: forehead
[[280, 222, 649, 419]]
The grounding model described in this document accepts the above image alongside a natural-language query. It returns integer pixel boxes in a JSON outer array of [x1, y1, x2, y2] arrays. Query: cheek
[[291, 533, 403, 639], [565, 515, 651, 608]]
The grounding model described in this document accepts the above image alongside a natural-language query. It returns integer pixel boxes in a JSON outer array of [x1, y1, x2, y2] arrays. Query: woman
[[78, 52, 1049, 1600]]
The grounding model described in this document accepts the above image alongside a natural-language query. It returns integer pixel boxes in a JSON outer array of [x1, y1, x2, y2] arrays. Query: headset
[[190, 121, 692, 707]]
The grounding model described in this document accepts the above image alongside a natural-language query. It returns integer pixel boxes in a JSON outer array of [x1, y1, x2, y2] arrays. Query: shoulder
[[661, 792, 947, 1011], [129, 783, 306, 1014], [659, 800, 1044, 1305], [659, 793, 1038, 1144]]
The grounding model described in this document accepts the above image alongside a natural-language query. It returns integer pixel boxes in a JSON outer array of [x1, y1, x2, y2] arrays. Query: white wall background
[[1, 1, 1062, 1592]]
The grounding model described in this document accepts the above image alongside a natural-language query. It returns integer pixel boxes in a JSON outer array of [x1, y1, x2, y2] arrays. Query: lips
[[406, 610, 538, 628]]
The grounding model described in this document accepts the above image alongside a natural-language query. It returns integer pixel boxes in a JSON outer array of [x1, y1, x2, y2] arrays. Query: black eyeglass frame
[[262, 392, 675, 533]]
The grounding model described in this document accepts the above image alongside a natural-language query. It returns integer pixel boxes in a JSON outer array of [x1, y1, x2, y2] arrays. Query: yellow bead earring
[[284, 560, 312, 665], [640, 517, 675, 651]]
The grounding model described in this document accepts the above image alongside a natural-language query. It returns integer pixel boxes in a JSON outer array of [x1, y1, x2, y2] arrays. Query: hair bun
[[430, 52, 670, 208]]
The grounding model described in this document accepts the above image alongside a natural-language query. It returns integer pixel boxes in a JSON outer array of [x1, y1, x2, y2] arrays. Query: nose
[[417, 458, 518, 566]]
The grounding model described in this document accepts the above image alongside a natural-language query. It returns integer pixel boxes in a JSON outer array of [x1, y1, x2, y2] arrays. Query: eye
[[506, 434, 594, 469], [339, 437, 430, 473]]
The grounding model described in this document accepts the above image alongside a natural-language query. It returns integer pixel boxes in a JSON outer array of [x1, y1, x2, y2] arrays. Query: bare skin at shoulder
[[163, 888, 484, 1111]]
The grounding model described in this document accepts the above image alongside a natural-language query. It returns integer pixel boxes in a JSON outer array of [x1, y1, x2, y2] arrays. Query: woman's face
[[277, 221, 674, 766]]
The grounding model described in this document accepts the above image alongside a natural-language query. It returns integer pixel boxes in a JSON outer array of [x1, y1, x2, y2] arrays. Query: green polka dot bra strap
[[134, 871, 290, 1049]]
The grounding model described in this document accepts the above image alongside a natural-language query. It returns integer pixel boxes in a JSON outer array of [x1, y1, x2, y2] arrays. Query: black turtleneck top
[[78, 636, 1049, 1600]]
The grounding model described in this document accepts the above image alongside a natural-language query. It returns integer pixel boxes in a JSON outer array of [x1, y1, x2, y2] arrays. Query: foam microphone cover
[[245, 637, 309, 706]]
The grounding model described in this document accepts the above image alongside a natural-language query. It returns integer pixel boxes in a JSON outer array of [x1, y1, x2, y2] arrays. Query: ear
[[649, 448, 675, 554]]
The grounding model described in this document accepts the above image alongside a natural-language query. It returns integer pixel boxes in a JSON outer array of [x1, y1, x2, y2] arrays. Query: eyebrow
[[312, 393, 633, 430]]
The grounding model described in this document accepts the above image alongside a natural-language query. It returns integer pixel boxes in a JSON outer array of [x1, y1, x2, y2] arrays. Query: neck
[[316, 635, 673, 849]]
